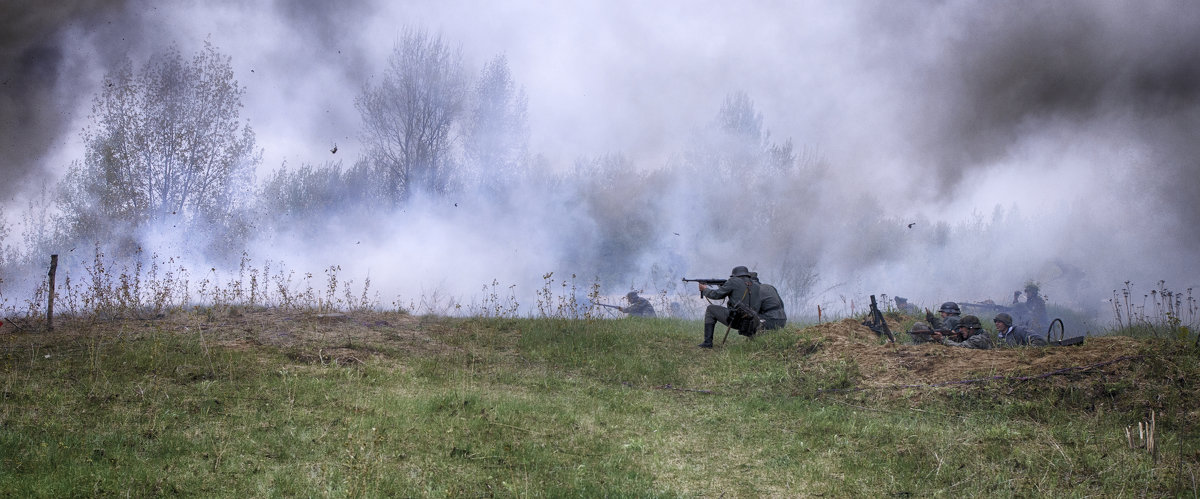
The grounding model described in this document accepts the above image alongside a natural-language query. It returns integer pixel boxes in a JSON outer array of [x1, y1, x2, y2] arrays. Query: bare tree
[[690, 91, 795, 179], [57, 41, 258, 251], [464, 54, 529, 196], [357, 29, 466, 202]]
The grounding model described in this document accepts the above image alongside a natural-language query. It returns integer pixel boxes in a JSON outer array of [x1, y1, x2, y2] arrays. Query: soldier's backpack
[[730, 301, 761, 337], [728, 278, 761, 337]]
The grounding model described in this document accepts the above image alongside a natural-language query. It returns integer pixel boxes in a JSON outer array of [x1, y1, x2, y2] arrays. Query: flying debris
[[330, 143, 338, 154], [907, 222, 916, 229]]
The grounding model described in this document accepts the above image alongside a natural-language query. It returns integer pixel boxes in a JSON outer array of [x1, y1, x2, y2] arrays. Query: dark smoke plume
[[890, 1, 1200, 243], [0, 0, 140, 200]]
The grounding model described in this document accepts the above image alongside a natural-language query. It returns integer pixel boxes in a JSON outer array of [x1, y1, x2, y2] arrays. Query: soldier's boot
[[698, 322, 715, 348]]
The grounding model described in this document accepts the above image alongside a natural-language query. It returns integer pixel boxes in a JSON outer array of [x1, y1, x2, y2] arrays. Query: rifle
[[920, 309, 959, 341], [591, 301, 622, 311], [861, 295, 896, 344], [909, 328, 962, 343]]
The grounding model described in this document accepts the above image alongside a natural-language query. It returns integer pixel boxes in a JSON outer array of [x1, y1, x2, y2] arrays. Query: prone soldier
[[994, 312, 1046, 347], [933, 315, 993, 349]]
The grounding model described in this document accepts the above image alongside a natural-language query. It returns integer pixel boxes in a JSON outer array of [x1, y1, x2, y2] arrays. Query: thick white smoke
[[2, 0, 1198, 324]]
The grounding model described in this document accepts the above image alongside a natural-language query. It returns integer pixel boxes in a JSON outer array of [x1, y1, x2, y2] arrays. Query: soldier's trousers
[[703, 305, 733, 344]]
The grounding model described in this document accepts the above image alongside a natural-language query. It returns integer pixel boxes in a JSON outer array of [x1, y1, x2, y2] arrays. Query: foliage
[[254, 159, 381, 237], [1110, 280, 1198, 343], [464, 54, 530, 198], [356, 28, 467, 202], [55, 41, 259, 257]]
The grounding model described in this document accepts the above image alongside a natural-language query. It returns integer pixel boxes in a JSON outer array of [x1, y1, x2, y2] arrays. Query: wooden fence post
[[47, 254, 58, 331]]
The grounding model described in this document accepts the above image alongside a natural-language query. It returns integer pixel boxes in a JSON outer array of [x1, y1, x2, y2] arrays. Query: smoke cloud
[[2, 0, 1198, 322]]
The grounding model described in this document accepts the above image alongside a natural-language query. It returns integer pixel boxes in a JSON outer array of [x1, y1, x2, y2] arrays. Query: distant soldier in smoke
[[695, 266, 761, 349], [993, 312, 1047, 347], [933, 315, 993, 349], [620, 291, 656, 318], [750, 272, 787, 331], [1011, 283, 1049, 331]]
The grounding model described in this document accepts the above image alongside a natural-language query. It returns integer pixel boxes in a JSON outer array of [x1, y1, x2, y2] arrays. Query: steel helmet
[[730, 266, 751, 277], [958, 315, 982, 329], [939, 301, 961, 314], [993, 312, 1013, 326]]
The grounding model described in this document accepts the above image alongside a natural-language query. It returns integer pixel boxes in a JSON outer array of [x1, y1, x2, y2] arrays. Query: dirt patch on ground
[[800, 318, 1145, 389], [1, 308, 455, 363]]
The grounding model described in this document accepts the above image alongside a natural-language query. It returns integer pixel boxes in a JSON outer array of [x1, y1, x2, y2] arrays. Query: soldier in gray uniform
[[994, 312, 1046, 347], [1022, 284, 1049, 331], [928, 301, 962, 333], [749, 272, 787, 331], [620, 291, 656, 318], [695, 266, 761, 348], [934, 315, 994, 349]]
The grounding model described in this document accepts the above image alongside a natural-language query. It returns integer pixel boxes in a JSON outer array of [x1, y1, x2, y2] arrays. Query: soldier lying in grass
[[932, 315, 994, 349]]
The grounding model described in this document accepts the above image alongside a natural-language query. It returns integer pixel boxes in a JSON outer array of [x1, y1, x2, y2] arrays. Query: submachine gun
[[682, 277, 727, 296], [862, 295, 896, 344]]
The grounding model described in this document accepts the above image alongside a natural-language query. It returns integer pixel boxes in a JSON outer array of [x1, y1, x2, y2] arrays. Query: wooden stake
[[47, 254, 58, 331], [1150, 410, 1156, 460]]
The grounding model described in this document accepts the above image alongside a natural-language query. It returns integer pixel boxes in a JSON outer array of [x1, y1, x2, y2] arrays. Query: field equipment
[[862, 295, 896, 344], [1046, 318, 1085, 346]]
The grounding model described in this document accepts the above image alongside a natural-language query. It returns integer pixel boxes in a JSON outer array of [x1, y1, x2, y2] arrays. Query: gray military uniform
[[942, 331, 994, 349], [940, 315, 961, 332], [622, 296, 656, 318], [1000, 325, 1047, 347], [757, 283, 787, 330], [701, 274, 761, 345]]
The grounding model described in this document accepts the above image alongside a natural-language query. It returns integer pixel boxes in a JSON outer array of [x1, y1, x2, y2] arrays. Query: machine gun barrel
[[958, 301, 1011, 311], [681, 278, 727, 285]]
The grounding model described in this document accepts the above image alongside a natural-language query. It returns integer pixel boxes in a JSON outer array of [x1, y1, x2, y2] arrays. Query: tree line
[[1, 28, 816, 308]]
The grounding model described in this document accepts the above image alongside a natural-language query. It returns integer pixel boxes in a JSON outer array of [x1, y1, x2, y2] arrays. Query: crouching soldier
[[994, 312, 1046, 347], [621, 291, 656, 318], [933, 315, 993, 349]]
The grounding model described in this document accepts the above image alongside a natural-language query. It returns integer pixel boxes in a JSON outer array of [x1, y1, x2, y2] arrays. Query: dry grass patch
[[800, 318, 1144, 388]]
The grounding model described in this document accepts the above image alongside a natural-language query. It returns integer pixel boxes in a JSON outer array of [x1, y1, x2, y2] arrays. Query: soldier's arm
[[701, 279, 738, 300], [966, 334, 992, 349]]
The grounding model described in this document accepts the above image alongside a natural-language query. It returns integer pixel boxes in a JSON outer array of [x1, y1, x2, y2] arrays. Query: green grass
[[1, 315, 1196, 497]]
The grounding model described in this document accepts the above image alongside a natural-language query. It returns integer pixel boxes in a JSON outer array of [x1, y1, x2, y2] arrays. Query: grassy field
[[1, 309, 1197, 497]]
